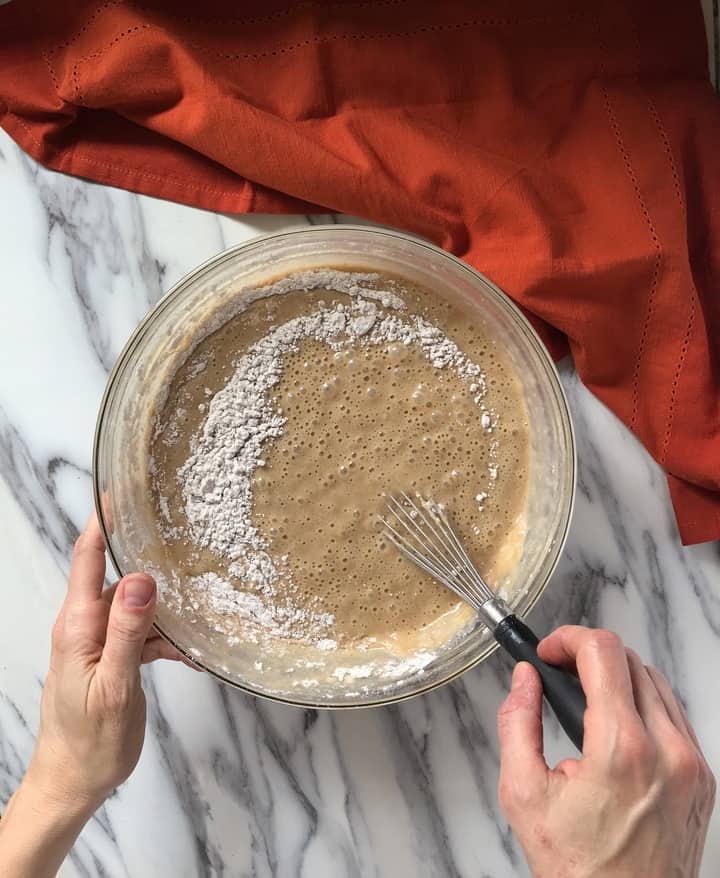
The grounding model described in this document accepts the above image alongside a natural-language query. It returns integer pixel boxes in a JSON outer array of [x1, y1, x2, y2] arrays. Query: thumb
[[101, 573, 157, 676], [497, 662, 548, 813]]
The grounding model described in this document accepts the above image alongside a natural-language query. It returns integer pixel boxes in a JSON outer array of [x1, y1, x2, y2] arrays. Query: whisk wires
[[379, 492, 494, 612]]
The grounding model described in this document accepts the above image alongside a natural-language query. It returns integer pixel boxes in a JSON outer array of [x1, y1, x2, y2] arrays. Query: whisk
[[380, 492, 586, 751]]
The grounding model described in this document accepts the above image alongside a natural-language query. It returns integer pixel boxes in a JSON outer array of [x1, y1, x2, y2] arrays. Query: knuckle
[[98, 672, 136, 712], [667, 739, 700, 785], [496, 693, 528, 728], [707, 767, 717, 803], [497, 779, 515, 814], [614, 725, 655, 771], [697, 758, 718, 807], [111, 683, 133, 712], [496, 694, 516, 724], [62, 606, 97, 646], [549, 624, 574, 639], [707, 760, 717, 787], [589, 629, 623, 651], [72, 531, 90, 559], [498, 776, 539, 815], [64, 605, 87, 630], [109, 616, 144, 644]]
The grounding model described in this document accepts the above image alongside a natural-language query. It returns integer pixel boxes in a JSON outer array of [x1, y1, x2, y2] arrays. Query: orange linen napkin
[[1, 0, 718, 543]]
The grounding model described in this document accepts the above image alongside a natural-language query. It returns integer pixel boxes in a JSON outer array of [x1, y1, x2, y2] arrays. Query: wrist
[[0, 773, 96, 878], [27, 735, 109, 815], [23, 757, 103, 825]]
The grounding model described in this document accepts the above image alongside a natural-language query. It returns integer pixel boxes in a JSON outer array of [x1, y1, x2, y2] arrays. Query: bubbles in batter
[[149, 270, 530, 657]]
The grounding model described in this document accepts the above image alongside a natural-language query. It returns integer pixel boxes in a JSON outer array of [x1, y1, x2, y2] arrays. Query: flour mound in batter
[[149, 269, 530, 664]]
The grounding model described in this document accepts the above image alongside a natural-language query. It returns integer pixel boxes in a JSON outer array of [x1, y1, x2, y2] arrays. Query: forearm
[[0, 773, 96, 878]]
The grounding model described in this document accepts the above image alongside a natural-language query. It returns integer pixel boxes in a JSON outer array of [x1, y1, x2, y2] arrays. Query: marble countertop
[[0, 118, 719, 877]]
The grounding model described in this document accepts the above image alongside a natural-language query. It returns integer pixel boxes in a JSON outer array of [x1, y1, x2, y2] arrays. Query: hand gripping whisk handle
[[379, 493, 586, 750], [493, 614, 586, 751]]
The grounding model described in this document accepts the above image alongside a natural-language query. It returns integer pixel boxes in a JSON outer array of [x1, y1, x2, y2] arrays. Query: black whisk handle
[[494, 615, 586, 752]]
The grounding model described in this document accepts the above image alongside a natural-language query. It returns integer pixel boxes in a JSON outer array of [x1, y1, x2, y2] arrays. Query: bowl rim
[[93, 223, 576, 709]]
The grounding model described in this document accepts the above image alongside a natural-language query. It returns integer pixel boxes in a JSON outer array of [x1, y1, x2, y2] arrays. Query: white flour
[[168, 271, 492, 653], [331, 651, 436, 682], [190, 572, 337, 646]]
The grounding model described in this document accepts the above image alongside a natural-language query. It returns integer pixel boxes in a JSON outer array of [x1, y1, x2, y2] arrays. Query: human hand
[[497, 626, 715, 878], [0, 514, 194, 878], [27, 513, 189, 810]]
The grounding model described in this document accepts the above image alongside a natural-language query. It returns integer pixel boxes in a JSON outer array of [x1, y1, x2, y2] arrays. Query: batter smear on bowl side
[[148, 269, 530, 675]]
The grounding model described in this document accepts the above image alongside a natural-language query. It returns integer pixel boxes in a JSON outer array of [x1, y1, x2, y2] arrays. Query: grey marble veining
[[1, 122, 719, 878]]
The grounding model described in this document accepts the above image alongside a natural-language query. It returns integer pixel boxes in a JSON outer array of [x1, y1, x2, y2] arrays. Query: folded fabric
[[1, 0, 718, 543]]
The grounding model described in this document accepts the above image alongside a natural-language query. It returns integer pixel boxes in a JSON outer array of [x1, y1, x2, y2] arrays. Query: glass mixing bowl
[[93, 226, 575, 707]]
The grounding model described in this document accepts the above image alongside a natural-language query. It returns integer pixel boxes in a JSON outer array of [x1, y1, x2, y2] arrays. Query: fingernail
[[122, 574, 156, 608]]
